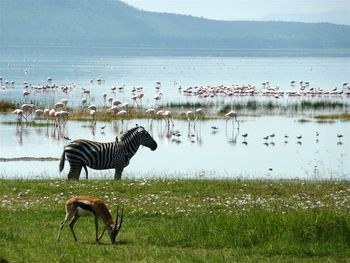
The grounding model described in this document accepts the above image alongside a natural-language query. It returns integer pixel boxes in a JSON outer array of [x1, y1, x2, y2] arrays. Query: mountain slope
[[0, 0, 349, 50]]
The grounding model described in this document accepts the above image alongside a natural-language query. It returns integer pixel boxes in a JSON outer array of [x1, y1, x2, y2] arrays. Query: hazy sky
[[122, 0, 350, 23]]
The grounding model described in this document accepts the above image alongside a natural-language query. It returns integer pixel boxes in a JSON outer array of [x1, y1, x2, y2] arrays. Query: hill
[[0, 0, 349, 54]]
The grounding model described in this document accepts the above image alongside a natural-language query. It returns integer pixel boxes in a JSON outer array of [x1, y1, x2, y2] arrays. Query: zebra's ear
[[135, 124, 138, 127]]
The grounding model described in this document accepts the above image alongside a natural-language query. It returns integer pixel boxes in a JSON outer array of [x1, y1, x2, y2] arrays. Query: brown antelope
[[57, 196, 124, 244]]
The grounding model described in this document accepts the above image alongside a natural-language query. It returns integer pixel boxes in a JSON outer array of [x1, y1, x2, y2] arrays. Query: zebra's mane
[[120, 126, 144, 141]]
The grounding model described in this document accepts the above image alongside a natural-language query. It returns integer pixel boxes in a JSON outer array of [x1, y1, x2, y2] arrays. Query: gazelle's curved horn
[[114, 206, 124, 232]]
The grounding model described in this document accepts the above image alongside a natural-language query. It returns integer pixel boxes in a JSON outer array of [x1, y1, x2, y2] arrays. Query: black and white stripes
[[59, 126, 157, 180]]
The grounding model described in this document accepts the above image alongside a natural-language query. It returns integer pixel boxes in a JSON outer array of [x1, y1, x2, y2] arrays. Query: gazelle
[[57, 196, 124, 244]]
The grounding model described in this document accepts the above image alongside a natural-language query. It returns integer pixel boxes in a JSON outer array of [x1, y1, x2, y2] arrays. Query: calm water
[[0, 52, 349, 107], [0, 114, 349, 179], [0, 50, 349, 179]]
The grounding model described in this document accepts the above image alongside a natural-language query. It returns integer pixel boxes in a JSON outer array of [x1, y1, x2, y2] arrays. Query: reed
[[0, 101, 16, 112], [218, 99, 349, 115], [314, 113, 350, 121]]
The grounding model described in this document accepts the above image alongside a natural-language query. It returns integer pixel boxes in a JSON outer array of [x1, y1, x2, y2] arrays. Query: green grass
[[0, 179, 349, 262]]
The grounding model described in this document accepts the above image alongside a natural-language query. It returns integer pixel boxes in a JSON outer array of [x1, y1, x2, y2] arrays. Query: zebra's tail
[[59, 150, 66, 173]]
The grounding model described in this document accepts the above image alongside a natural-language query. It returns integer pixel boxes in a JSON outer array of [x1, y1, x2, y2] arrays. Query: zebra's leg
[[114, 168, 124, 180], [82, 165, 88, 180], [67, 160, 83, 180]]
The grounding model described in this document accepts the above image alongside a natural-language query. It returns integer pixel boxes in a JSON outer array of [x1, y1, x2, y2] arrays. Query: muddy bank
[[0, 157, 60, 162]]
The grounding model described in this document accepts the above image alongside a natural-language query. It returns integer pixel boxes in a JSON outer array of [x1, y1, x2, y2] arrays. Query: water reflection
[[0, 114, 349, 179], [226, 127, 239, 145]]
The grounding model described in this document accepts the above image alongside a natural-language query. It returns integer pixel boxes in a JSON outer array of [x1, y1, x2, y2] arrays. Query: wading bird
[[57, 196, 124, 244], [90, 110, 96, 123], [194, 108, 204, 122], [145, 108, 156, 127], [186, 110, 194, 126], [225, 110, 239, 130], [117, 110, 127, 123]]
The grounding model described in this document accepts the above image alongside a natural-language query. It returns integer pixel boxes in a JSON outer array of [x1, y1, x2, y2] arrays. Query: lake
[[0, 49, 349, 180], [1, 51, 349, 108], [0, 114, 348, 180]]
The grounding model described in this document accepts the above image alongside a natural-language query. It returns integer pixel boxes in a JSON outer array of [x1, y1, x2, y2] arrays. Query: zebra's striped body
[[59, 126, 157, 180]]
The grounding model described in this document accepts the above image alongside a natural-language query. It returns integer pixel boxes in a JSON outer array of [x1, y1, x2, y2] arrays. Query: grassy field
[[0, 179, 349, 262]]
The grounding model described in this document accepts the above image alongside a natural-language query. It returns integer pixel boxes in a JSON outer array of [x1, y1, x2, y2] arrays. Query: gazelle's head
[[107, 206, 124, 244]]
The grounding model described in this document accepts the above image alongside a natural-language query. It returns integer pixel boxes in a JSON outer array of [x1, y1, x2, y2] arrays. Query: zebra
[[59, 126, 157, 180]]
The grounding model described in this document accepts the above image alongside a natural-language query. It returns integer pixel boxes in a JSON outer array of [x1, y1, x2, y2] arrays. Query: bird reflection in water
[[226, 127, 239, 145], [15, 124, 23, 145]]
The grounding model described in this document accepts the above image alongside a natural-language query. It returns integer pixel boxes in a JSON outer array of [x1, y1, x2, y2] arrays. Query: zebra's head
[[137, 126, 157, 151]]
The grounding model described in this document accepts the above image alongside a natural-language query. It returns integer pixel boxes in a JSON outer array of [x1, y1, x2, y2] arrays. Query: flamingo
[[82, 89, 90, 98], [49, 108, 56, 123], [118, 85, 125, 92], [54, 111, 64, 126], [195, 108, 204, 121], [120, 102, 129, 110], [112, 99, 122, 107], [58, 110, 70, 126], [225, 110, 239, 130], [90, 109, 96, 123], [154, 93, 162, 105], [23, 90, 30, 96], [88, 105, 97, 111], [145, 108, 156, 127], [107, 97, 113, 106], [35, 109, 44, 120], [21, 104, 34, 122], [60, 99, 68, 109], [54, 102, 64, 111], [155, 81, 161, 91], [194, 108, 205, 128], [131, 95, 138, 107], [43, 108, 50, 122], [186, 110, 194, 126], [102, 93, 107, 106], [137, 93, 144, 105], [163, 110, 174, 127], [107, 105, 119, 114], [12, 109, 23, 123], [81, 98, 87, 108], [117, 110, 127, 125]]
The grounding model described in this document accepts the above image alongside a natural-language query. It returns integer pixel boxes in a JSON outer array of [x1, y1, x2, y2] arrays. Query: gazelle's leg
[[94, 216, 99, 242], [57, 219, 66, 241], [57, 207, 76, 241], [69, 215, 80, 241], [97, 226, 107, 241]]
